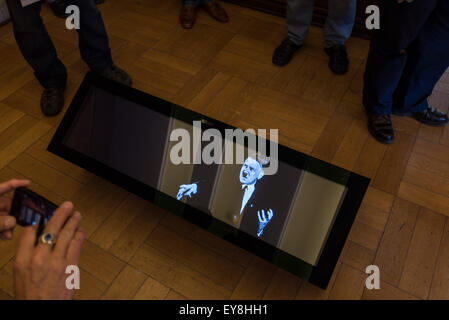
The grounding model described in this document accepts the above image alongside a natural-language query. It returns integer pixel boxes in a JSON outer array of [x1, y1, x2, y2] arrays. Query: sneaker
[[98, 65, 133, 87], [41, 87, 65, 117], [325, 45, 349, 75], [272, 38, 302, 67]]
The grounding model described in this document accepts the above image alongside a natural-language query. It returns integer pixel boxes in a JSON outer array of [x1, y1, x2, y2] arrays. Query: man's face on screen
[[239, 157, 263, 185]]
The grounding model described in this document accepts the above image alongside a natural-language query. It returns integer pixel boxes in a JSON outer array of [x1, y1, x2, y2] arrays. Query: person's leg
[[363, 0, 438, 116], [6, 0, 67, 89], [362, 0, 438, 143], [392, 0, 449, 118], [47, 0, 70, 19], [183, 0, 200, 6], [287, 0, 314, 46], [71, 0, 113, 73], [323, 0, 356, 48], [272, 0, 312, 66], [322, 0, 356, 75]]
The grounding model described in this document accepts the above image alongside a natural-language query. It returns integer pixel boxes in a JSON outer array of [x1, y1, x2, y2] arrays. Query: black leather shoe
[[367, 113, 395, 144], [325, 45, 349, 75], [98, 65, 133, 86], [272, 38, 302, 67], [411, 107, 449, 126], [41, 88, 65, 117]]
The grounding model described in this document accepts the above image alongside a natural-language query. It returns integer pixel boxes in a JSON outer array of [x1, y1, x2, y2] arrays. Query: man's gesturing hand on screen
[[257, 209, 274, 238], [13, 201, 85, 300], [176, 183, 198, 200], [0, 179, 30, 240]]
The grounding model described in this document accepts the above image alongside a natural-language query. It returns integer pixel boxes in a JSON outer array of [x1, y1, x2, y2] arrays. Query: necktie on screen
[[240, 184, 255, 214]]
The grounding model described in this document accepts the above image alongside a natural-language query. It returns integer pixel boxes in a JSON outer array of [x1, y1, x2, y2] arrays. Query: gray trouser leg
[[324, 0, 356, 48], [287, 0, 314, 46]]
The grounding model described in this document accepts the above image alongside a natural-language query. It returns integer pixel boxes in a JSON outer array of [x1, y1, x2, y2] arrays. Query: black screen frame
[[48, 72, 370, 289]]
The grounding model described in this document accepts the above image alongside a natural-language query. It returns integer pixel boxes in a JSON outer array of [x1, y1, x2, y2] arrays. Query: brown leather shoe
[[202, 1, 229, 23], [180, 5, 197, 29]]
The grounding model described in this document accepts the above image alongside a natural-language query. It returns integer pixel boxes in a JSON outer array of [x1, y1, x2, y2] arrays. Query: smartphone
[[10, 187, 58, 230]]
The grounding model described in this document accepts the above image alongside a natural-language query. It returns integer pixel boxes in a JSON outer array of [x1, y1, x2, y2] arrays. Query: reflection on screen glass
[[64, 87, 347, 266]]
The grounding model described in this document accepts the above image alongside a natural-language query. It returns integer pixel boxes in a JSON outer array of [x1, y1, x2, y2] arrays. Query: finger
[[0, 198, 12, 212], [5, 230, 13, 239], [261, 209, 267, 221], [268, 209, 273, 219], [0, 179, 30, 196], [66, 227, 85, 265], [15, 225, 37, 264], [36, 202, 74, 254], [0, 216, 16, 232], [1, 230, 13, 240], [257, 210, 261, 222], [53, 211, 82, 258]]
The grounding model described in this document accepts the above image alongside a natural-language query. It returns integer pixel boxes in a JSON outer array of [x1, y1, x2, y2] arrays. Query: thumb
[[0, 216, 16, 232]]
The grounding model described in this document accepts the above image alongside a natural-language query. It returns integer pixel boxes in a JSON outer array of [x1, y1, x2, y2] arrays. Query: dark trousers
[[6, 0, 113, 89], [363, 0, 449, 115], [182, 0, 212, 5]]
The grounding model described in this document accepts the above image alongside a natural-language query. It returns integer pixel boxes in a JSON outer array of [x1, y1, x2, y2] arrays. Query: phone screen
[[10, 188, 58, 228]]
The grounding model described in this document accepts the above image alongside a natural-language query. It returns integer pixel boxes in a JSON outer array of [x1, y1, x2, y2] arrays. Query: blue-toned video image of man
[[176, 155, 301, 247]]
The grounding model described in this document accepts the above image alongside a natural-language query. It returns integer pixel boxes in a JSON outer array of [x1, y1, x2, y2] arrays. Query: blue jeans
[[287, 0, 356, 48], [183, 0, 213, 6]]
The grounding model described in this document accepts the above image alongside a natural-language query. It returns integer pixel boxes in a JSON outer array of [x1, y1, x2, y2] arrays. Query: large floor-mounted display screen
[[48, 72, 370, 289]]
